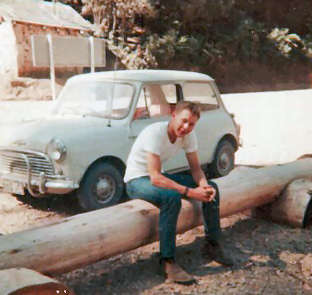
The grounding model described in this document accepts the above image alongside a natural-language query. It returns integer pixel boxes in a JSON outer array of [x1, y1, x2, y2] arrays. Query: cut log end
[[0, 268, 75, 295], [255, 178, 312, 228], [9, 282, 74, 295]]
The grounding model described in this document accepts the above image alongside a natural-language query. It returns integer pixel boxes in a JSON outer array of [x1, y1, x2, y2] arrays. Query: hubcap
[[218, 147, 233, 174], [94, 175, 116, 204], [219, 153, 231, 170]]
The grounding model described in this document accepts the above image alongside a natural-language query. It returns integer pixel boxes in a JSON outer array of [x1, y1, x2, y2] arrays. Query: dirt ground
[[0, 88, 312, 294], [1, 190, 312, 295]]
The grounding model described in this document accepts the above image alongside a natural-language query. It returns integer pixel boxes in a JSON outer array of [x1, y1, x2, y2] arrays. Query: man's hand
[[186, 152, 216, 202], [201, 185, 216, 201], [187, 185, 216, 202]]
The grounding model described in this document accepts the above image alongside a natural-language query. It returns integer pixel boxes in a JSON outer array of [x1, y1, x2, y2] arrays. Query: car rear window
[[183, 82, 219, 111]]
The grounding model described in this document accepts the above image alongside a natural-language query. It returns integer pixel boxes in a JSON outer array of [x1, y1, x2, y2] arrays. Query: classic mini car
[[0, 70, 240, 210]]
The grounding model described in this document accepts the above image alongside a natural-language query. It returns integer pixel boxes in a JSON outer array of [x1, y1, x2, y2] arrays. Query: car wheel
[[209, 139, 235, 178], [77, 162, 125, 211]]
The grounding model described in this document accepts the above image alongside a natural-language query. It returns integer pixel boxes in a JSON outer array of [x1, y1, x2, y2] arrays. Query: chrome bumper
[[0, 172, 79, 196], [0, 147, 79, 197]]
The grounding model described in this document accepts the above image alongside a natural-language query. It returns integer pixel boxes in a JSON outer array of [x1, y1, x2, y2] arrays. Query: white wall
[[222, 89, 312, 165], [0, 21, 17, 76]]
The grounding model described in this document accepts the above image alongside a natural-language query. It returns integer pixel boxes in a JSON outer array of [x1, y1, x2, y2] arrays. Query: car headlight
[[47, 138, 67, 162]]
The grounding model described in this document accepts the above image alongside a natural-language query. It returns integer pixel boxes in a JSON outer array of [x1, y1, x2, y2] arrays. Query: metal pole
[[89, 36, 95, 73], [47, 34, 56, 100]]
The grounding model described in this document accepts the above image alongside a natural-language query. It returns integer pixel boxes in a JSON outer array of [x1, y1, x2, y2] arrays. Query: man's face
[[172, 109, 199, 138]]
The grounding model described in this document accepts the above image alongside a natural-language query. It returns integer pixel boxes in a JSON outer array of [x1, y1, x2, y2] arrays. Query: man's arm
[[186, 151, 216, 201], [147, 152, 212, 202], [186, 151, 208, 187], [147, 152, 186, 194]]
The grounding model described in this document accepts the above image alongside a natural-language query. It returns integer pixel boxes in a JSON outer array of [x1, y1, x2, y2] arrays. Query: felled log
[[0, 159, 311, 275], [0, 268, 74, 295], [267, 178, 312, 227]]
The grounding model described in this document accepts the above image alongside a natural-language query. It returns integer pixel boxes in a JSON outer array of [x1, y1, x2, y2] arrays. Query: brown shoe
[[202, 239, 234, 266], [162, 258, 195, 285]]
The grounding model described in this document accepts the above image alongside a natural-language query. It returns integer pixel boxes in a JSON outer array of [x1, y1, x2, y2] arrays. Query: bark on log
[[0, 159, 312, 275]]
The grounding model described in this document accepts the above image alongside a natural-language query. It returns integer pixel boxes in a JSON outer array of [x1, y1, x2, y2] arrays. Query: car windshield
[[53, 80, 134, 119]]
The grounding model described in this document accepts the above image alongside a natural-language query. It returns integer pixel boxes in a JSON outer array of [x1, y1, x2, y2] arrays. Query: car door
[[128, 83, 190, 172], [182, 81, 223, 165]]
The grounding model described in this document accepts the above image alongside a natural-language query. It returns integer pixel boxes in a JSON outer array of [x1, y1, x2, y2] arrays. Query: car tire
[[77, 161, 125, 211], [209, 139, 235, 178]]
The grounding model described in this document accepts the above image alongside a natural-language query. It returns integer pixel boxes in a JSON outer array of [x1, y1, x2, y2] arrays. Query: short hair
[[174, 101, 201, 119]]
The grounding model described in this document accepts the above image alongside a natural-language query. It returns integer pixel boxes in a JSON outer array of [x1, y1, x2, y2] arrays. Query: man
[[124, 101, 233, 284]]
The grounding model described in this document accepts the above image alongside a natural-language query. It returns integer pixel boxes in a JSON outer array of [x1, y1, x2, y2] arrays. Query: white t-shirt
[[124, 121, 198, 182]]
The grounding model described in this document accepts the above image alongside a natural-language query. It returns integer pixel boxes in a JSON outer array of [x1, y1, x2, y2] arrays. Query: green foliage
[[267, 27, 312, 60], [57, 0, 312, 74], [145, 16, 274, 68]]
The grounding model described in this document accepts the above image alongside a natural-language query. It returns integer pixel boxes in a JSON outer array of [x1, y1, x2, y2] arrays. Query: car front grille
[[0, 149, 55, 179]]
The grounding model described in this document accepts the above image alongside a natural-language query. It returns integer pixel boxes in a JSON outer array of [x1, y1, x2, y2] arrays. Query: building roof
[[70, 70, 214, 83], [0, 0, 93, 30]]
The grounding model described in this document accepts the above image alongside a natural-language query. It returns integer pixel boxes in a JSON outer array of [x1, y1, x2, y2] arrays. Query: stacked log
[[0, 159, 311, 275]]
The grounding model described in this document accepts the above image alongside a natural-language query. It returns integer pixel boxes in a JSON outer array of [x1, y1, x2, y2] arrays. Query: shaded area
[[57, 215, 312, 294], [0, 190, 83, 235], [14, 191, 84, 216]]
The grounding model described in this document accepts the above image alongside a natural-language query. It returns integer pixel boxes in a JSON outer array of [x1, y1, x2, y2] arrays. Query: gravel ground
[[1, 90, 312, 293], [57, 214, 312, 295], [1, 191, 312, 295]]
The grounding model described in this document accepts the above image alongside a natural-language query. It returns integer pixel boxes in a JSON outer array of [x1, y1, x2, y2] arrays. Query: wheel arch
[[79, 156, 126, 186], [207, 133, 237, 178], [214, 134, 238, 156]]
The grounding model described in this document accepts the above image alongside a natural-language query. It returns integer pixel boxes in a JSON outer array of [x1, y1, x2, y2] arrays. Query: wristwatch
[[183, 187, 189, 197]]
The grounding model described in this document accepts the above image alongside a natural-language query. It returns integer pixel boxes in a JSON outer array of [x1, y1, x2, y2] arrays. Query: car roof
[[69, 70, 214, 83]]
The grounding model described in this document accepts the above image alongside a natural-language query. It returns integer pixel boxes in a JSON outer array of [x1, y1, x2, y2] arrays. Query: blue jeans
[[126, 173, 221, 259]]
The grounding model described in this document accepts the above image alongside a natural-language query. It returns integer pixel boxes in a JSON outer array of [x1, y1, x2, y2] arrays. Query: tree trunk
[[0, 159, 311, 275]]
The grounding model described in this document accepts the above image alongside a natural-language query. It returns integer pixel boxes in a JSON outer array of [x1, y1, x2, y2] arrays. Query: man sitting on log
[[124, 101, 233, 284]]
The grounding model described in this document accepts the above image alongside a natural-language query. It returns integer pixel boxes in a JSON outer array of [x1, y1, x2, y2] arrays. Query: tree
[[53, 0, 312, 89]]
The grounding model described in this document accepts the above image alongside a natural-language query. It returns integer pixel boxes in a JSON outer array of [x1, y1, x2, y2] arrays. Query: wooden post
[[0, 159, 311, 275]]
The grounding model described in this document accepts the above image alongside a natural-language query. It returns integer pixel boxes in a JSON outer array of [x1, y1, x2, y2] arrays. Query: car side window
[[183, 82, 219, 111], [134, 84, 178, 120], [110, 84, 133, 118]]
